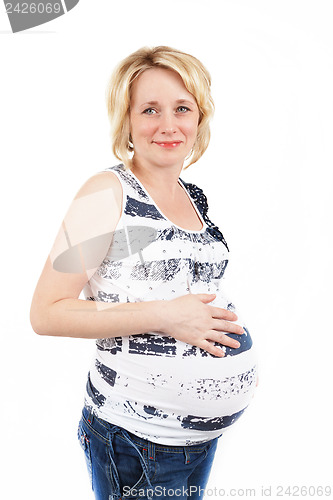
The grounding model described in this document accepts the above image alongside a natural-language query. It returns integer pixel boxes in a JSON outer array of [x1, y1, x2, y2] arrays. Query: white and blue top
[[83, 164, 258, 445]]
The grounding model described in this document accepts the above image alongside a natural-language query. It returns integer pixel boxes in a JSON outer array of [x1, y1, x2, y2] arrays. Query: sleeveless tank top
[[82, 164, 258, 445]]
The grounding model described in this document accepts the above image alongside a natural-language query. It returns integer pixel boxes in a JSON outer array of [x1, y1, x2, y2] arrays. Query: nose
[[160, 111, 177, 135]]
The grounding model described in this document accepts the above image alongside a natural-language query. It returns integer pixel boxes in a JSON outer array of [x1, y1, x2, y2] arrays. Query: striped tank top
[[82, 163, 258, 445]]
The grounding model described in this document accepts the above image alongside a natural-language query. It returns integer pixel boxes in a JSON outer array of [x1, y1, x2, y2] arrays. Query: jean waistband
[[81, 406, 215, 451], [82, 406, 149, 447]]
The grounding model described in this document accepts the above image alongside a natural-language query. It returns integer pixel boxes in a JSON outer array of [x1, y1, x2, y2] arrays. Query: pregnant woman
[[30, 46, 258, 499]]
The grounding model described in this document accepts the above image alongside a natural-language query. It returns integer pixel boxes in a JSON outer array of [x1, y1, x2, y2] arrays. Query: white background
[[1, 1, 332, 498]]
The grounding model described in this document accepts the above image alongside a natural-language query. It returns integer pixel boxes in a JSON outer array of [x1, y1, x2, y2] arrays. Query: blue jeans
[[77, 406, 219, 500]]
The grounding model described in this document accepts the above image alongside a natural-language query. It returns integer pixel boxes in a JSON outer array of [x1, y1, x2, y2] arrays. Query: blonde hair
[[105, 46, 215, 170]]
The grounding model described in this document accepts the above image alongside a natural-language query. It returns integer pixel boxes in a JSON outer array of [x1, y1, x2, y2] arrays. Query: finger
[[196, 293, 217, 303], [207, 331, 241, 349], [209, 306, 238, 322], [198, 340, 226, 358], [211, 318, 244, 335]]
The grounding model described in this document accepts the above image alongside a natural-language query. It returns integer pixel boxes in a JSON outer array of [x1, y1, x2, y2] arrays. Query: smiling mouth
[[153, 141, 182, 148]]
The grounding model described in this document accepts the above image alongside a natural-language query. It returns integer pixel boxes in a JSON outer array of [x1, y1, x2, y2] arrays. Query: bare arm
[[30, 171, 176, 340], [30, 170, 144, 338], [31, 266, 169, 339]]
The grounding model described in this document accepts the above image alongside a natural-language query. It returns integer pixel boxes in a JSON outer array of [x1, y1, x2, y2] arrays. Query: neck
[[130, 156, 184, 197]]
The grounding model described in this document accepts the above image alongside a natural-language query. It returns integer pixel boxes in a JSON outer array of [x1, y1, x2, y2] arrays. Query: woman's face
[[129, 67, 200, 171]]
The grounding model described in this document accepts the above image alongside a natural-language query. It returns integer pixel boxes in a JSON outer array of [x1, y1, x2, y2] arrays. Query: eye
[[143, 108, 157, 115], [177, 106, 191, 113]]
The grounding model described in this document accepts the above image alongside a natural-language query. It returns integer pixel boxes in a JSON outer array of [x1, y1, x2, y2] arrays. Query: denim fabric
[[77, 406, 220, 500]]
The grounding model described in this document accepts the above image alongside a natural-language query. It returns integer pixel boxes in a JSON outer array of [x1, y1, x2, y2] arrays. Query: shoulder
[[48, 168, 124, 277], [73, 167, 123, 201], [59, 166, 124, 232]]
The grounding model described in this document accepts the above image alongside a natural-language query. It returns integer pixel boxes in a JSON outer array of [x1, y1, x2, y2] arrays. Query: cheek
[[183, 119, 199, 139], [131, 117, 155, 140]]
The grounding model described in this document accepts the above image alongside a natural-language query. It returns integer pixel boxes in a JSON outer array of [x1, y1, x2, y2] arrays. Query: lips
[[153, 141, 182, 148]]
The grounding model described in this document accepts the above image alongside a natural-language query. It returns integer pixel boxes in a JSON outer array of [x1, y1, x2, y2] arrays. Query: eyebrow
[[139, 99, 195, 107]]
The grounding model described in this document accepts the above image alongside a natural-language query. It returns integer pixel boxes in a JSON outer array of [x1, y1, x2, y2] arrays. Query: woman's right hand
[[162, 293, 244, 357]]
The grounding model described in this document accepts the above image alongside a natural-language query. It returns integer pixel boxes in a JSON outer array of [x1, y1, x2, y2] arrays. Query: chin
[[154, 151, 190, 167]]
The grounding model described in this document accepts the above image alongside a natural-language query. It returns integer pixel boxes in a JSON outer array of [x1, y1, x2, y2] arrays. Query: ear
[[129, 133, 134, 149]]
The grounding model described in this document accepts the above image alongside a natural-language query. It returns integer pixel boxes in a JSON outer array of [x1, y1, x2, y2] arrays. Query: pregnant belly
[[89, 295, 258, 434], [129, 346, 257, 412], [92, 330, 258, 434]]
